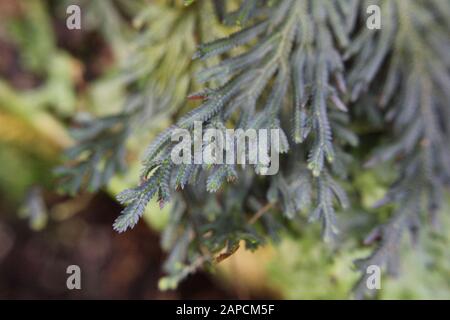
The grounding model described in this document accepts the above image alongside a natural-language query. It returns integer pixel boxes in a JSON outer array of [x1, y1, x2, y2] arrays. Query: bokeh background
[[0, 0, 448, 299]]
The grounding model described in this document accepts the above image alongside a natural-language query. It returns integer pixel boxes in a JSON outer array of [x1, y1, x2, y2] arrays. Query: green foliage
[[57, 0, 227, 194], [119, 0, 356, 241], [0, 0, 76, 203], [7, 0, 56, 74], [347, 0, 450, 298], [60, 0, 450, 297], [108, 0, 357, 288], [268, 198, 450, 299]]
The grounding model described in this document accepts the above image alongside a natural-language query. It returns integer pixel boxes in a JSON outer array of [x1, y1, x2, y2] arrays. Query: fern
[[59, 0, 450, 296], [57, 0, 227, 193], [110, 0, 357, 288], [348, 0, 450, 299], [125, 0, 354, 234]]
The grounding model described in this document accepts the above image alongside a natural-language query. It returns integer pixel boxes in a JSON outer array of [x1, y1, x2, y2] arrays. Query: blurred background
[[0, 0, 448, 299]]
